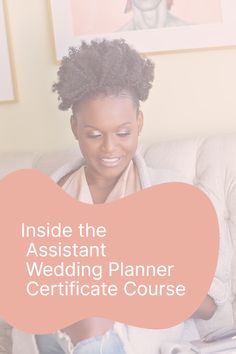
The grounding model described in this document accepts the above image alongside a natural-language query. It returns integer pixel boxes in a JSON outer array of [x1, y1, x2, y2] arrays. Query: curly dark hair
[[52, 39, 155, 113]]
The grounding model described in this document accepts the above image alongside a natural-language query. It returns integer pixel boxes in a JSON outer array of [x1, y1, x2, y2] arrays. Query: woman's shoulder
[[166, 12, 189, 27], [57, 170, 79, 187], [134, 152, 190, 186], [50, 157, 84, 184], [147, 166, 190, 185]]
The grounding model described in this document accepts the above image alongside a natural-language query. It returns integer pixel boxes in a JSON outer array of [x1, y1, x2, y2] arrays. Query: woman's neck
[[85, 168, 118, 190], [133, 2, 167, 29], [84, 168, 120, 204]]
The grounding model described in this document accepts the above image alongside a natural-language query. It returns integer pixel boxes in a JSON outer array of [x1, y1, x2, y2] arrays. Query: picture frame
[[50, 0, 236, 61], [0, 0, 15, 102]]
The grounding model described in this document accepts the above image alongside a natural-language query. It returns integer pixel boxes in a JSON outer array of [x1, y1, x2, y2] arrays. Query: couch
[[0, 134, 235, 349]]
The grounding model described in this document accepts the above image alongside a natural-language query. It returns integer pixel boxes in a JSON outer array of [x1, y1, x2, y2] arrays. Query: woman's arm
[[192, 295, 217, 320]]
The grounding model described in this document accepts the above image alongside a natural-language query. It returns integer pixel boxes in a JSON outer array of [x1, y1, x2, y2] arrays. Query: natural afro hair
[[52, 39, 155, 112]]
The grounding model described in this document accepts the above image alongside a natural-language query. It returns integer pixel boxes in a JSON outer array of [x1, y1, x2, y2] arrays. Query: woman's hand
[[192, 295, 217, 320]]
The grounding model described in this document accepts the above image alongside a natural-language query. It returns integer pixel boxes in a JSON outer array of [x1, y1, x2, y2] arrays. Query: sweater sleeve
[[147, 165, 233, 307]]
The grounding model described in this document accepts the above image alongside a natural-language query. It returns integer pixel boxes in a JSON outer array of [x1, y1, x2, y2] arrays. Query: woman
[[12, 39, 230, 354], [121, 0, 186, 31]]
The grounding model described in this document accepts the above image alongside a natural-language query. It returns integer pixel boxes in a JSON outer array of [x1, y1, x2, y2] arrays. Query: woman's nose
[[101, 135, 116, 153]]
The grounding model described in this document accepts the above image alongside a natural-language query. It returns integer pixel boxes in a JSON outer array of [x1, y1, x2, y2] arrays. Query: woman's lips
[[100, 157, 122, 167]]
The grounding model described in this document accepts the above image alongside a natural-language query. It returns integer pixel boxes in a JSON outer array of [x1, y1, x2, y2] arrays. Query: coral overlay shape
[[0, 170, 218, 334]]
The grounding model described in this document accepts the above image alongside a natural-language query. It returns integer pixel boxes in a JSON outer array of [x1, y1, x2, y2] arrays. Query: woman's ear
[[137, 110, 144, 135], [70, 115, 78, 140]]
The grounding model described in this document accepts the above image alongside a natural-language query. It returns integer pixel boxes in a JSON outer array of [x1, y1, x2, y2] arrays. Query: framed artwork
[[50, 0, 236, 60], [0, 0, 15, 102]]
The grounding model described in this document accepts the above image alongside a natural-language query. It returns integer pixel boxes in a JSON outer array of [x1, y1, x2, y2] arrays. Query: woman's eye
[[117, 131, 130, 137], [87, 132, 102, 139]]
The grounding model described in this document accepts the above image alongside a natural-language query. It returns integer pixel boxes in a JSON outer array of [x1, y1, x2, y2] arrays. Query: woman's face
[[71, 95, 143, 182], [132, 0, 163, 11]]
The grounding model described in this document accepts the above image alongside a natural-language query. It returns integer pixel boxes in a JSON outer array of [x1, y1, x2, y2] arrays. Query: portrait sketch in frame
[[50, 0, 236, 61], [0, 0, 15, 102]]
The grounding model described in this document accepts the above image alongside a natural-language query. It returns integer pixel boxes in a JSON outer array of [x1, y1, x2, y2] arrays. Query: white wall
[[0, 0, 236, 152]]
